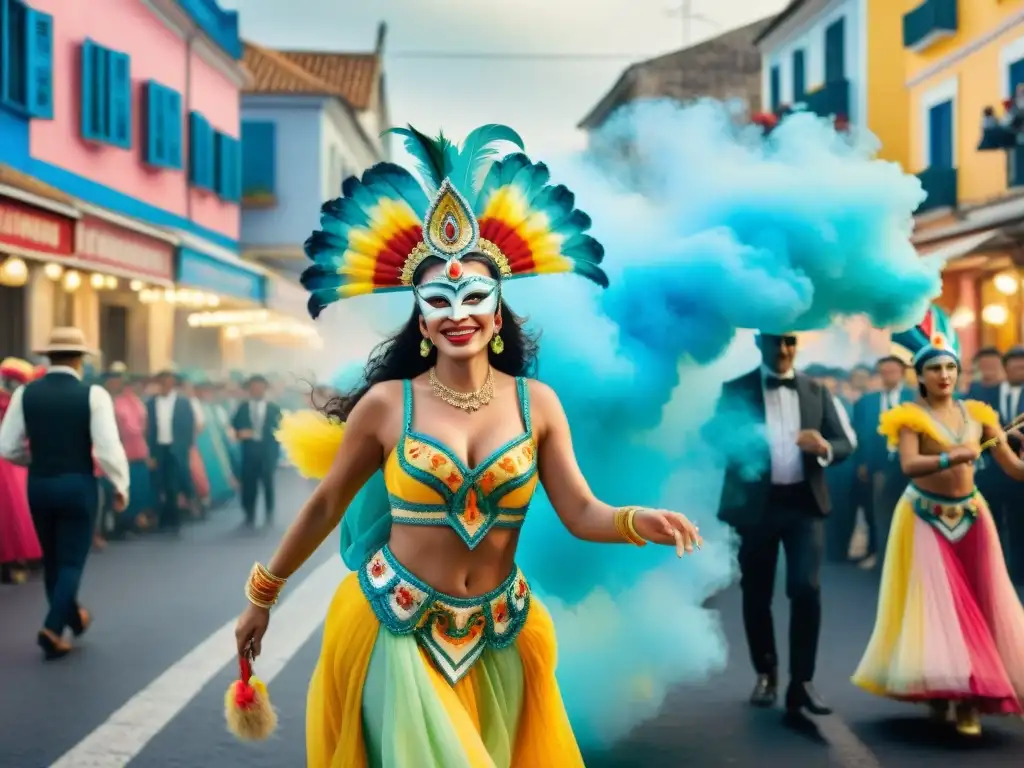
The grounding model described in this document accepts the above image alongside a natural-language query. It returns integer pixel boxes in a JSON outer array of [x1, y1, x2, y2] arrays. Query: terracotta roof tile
[[0, 165, 72, 205], [242, 42, 379, 110], [278, 51, 378, 110]]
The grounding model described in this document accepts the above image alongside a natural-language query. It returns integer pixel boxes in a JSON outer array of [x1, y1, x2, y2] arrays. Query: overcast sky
[[222, 0, 788, 155]]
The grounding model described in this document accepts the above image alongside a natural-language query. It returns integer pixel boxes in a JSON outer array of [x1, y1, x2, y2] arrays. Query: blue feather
[[448, 124, 525, 203]]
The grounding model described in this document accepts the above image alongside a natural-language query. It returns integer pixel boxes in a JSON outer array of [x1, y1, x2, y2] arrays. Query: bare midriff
[[388, 523, 520, 597], [912, 432, 980, 499]]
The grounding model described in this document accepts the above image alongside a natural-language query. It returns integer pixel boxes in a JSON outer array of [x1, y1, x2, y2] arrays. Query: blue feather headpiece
[[891, 304, 961, 372], [300, 123, 608, 318]]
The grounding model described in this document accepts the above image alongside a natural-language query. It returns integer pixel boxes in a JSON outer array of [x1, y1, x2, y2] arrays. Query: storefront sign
[[265, 274, 309, 319], [177, 247, 265, 303], [0, 197, 74, 256], [77, 217, 175, 281]]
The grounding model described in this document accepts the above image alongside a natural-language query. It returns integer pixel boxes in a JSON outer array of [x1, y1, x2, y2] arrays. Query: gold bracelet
[[613, 506, 647, 547], [245, 562, 287, 609]]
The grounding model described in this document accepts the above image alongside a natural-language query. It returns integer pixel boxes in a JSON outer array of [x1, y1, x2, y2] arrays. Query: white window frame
[[919, 76, 958, 170], [1000, 33, 1024, 98]]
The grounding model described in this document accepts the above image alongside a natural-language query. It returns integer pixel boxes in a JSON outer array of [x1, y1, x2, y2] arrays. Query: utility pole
[[668, 0, 718, 48]]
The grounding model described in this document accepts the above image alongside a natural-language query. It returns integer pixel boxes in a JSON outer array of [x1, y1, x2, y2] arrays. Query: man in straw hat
[[0, 327, 130, 659]]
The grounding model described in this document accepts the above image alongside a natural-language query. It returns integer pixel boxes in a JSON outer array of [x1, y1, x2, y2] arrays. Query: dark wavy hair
[[317, 255, 539, 422]]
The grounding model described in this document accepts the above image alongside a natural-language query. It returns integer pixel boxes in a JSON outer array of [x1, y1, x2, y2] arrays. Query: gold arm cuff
[[614, 506, 647, 547]]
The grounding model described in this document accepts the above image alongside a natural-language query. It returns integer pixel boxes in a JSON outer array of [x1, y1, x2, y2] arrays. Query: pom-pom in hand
[[225, 646, 277, 742]]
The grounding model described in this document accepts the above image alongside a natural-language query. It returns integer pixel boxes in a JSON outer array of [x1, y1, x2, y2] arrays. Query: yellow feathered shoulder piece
[[274, 409, 345, 481], [878, 402, 947, 449], [963, 399, 1000, 430]]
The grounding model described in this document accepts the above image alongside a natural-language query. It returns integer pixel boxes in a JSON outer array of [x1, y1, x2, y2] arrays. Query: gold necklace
[[429, 367, 494, 412]]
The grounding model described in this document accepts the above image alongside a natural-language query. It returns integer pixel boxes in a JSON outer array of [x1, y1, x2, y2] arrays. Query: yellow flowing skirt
[[306, 573, 585, 767]]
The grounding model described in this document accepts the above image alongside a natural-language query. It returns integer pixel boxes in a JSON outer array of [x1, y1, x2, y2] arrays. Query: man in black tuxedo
[[987, 347, 1024, 581], [232, 375, 281, 527], [715, 333, 853, 717], [147, 370, 196, 532]]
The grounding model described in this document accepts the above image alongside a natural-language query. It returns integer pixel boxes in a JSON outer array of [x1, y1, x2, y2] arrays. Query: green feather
[[448, 124, 525, 201], [381, 125, 452, 189]]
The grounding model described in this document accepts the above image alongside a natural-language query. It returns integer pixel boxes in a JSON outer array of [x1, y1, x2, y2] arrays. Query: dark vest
[[22, 372, 94, 477]]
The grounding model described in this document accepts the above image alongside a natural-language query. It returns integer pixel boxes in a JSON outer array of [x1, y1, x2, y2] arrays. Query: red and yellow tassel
[[225, 653, 277, 741]]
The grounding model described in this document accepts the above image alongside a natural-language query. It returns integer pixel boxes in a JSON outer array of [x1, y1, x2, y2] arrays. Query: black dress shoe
[[749, 673, 778, 707], [785, 682, 832, 716]]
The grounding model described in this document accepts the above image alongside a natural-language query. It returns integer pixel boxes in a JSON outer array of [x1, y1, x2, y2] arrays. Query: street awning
[[916, 228, 999, 271]]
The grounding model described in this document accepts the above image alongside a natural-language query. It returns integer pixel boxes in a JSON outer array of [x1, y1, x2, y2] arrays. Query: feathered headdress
[[891, 304, 960, 371], [301, 123, 608, 318]]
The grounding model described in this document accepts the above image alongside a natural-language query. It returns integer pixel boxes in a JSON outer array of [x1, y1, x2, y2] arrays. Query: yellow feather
[[274, 410, 345, 480], [964, 399, 1000, 429]]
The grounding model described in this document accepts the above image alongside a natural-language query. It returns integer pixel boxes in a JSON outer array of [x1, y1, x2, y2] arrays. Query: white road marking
[[49, 557, 349, 768], [817, 714, 883, 768]]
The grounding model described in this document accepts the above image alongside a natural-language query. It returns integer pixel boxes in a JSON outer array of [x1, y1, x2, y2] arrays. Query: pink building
[[0, 0, 266, 372]]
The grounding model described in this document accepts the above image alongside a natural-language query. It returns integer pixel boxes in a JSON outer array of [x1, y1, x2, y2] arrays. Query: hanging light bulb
[[981, 303, 1009, 326], [105, 275, 118, 289], [993, 272, 1020, 296], [43, 263, 63, 281], [129, 279, 144, 291], [63, 270, 82, 292], [90, 273, 106, 289], [206, 294, 221, 308], [0, 257, 28, 287], [950, 306, 975, 329]]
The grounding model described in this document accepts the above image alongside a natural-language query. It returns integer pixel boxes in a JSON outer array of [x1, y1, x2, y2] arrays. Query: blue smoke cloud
[[331, 100, 943, 748]]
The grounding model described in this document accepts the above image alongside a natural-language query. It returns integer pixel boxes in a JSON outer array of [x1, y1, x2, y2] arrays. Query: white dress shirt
[[154, 391, 178, 445], [880, 387, 903, 415], [761, 367, 836, 484], [1000, 381, 1022, 423], [0, 366, 130, 500], [250, 399, 266, 440]]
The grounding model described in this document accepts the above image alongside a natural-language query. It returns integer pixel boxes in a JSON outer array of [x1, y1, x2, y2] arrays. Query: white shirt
[[761, 367, 837, 484], [154, 391, 178, 445], [0, 366, 130, 500], [881, 387, 903, 414], [250, 399, 266, 440], [1000, 382, 1022, 423]]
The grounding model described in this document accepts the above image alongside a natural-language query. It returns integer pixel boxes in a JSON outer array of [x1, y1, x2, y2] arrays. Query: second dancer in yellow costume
[[232, 124, 704, 766]]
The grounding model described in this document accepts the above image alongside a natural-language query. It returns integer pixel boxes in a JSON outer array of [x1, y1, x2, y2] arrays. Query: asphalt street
[[3, 471, 1024, 768]]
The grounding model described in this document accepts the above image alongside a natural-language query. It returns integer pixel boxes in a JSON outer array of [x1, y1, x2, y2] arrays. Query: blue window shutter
[[107, 51, 131, 148], [793, 50, 806, 102], [164, 89, 182, 169], [2, 0, 28, 111], [825, 18, 845, 82], [241, 121, 276, 197], [769, 66, 781, 111], [1009, 58, 1024, 93], [25, 8, 53, 119], [202, 119, 214, 188], [928, 100, 954, 169], [145, 81, 165, 165], [229, 137, 241, 201], [214, 130, 225, 194], [190, 112, 215, 189], [80, 40, 96, 139], [95, 46, 110, 140]]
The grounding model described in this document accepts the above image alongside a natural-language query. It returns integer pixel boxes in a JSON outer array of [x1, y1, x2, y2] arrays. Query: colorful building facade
[[236, 29, 389, 375], [756, 0, 915, 169], [0, 0, 266, 373], [903, 0, 1024, 357]]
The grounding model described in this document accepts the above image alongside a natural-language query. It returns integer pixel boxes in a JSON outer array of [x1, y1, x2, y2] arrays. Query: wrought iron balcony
[[903, 0, 957, 53], [916, 167, 957, 213]]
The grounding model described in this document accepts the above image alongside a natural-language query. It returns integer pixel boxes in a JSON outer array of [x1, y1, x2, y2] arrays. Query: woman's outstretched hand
[[235, 604, 270, 658], [632, 508, 703, 556]]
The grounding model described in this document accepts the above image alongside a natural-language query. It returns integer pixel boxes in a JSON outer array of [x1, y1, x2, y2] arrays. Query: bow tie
[[766, 376, 797, 390]]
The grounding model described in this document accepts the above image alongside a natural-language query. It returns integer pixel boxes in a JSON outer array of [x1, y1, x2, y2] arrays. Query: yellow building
[[903, 0, 1024, 355], [755, 0, 916, 169]]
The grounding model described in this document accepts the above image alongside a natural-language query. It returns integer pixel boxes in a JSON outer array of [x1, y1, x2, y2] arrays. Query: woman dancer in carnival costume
[[0, 357, 42, 583], [852, 306, 1024, 735], [231, 124, 705, 766]]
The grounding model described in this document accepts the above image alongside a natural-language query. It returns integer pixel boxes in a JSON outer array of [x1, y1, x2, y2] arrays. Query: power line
[[387, 51, 652, 61]]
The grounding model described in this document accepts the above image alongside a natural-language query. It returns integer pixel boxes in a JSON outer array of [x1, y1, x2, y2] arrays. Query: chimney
[[375, 21, 387, 55]]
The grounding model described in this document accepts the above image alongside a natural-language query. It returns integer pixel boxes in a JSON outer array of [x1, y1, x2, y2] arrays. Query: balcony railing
[[903, 0, 957, 53], [916, 167, 957, 213], [802, 79, 850, 120]]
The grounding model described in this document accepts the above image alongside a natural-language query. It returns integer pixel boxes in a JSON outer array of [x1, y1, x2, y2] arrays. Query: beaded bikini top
[[383, 378, 539, 548]]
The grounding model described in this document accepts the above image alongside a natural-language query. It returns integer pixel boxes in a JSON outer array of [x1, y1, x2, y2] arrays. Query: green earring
[[490, 334, 504, 355], [420, 338, 432, 357]]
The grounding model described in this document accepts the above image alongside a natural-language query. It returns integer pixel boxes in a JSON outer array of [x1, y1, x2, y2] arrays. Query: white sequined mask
[[414, 274, 500, 322]]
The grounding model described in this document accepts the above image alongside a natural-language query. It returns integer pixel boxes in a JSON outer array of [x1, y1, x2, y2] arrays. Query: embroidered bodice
[[383, 377, 539, 548]]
